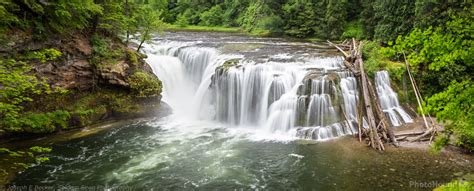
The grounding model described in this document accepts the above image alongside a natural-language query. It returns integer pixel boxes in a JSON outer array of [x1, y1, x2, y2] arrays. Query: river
[[10, 32, 473, 190]]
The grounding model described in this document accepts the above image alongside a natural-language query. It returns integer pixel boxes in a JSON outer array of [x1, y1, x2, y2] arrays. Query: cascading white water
[[211, 59, 359, 140], [213, 62, 306, 128], [143, 39, 411, 141], [144, 42, 238, 119], [375, 71, 413, 126]]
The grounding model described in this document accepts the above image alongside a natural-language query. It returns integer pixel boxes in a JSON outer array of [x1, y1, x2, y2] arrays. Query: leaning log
[[329, 39, 402, 151], [357, 47, 384, 151]]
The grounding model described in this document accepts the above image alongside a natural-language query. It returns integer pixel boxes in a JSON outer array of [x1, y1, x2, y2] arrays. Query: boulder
[[97, 61, 131, 87]]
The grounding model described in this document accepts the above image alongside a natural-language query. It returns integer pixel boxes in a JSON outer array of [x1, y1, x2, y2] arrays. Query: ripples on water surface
[[11, 32, 474, 190], [12, 113, 473, 190]]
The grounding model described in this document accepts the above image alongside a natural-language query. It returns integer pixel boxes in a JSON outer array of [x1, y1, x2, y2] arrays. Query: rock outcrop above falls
[[20, 32, 159, 91]]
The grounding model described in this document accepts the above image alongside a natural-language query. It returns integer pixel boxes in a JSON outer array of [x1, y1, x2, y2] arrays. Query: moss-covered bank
[[0, 30, 163, 185], [0, 30, 162, 138]]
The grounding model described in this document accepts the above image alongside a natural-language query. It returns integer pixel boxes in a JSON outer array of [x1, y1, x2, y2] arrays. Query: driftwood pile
[[329, 39, 439, 150], [329, 39, 398, 150]]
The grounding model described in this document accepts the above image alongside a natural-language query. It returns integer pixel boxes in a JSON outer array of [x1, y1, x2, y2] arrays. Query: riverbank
[[0, 103, 171, 186], [165, 25, 326, 42], [165, 24, 242, 33], [0, 29, 164, 185], [0, 103, 171, 185]]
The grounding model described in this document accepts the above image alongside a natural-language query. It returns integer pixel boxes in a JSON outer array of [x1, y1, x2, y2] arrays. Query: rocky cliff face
[[0, 31, 162, 136], [26, 33, 156, 91]]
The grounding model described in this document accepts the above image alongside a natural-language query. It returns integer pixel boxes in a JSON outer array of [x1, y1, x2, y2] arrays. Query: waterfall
[[375, 71, 413, 126], [144, 42, 239, 119], [144, 40, 411, 141]]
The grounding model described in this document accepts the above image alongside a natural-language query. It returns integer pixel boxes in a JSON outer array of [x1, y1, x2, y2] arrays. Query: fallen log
[[396, 136, 407, 141], [357, 44, 384, 151], [394, 131, 425, 137], [327, 40, 350, 58], [329, 39, 403, 151]]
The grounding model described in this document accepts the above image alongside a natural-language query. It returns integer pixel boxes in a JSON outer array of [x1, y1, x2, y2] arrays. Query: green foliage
[[47, 0, 102, 34], [398, 19, 471, 70], [0, 58, 71, 134], [175, 13, 190, 27], [8, 110, 71, 133], [0, 1, 19, 27], [0, 0, 19, 42], [361, 41, 388, 78], [387, 16, 473, 96], [371, 1, 415, 43], [240, 2, 267, 32], [25, 48, 62, 63], [0, 1, 165, 136], [199, 5, 224, 26], [90, 34, 123, 65], [91, 34, 111, 58], [282, 0, 320, 38], [341, 21, 365, 40], [414, 0, 471, 30], [128, 72, 162, 97], [136, 6, 165, 52], [126, 49, 139, 65], [430, 134, 449, 154], [221, 0, 249, 27], [183, 8, 200, 25], [1, 0, 101, 36], [98, 1, 127, 35], [165, 25, 241, 33], [30, 146, 52, 153], [0, 59, 50, 132], [35, 157, 50, 163], [425, 81, 474, 151], [256, 15, 285, 35], [325, 0, 347, 39]]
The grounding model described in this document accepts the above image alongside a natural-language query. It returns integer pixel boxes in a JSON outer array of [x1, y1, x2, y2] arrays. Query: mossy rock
[[126, 49, 140, 66], [127, 71, 162, 97], [218, 58, 241, 71]]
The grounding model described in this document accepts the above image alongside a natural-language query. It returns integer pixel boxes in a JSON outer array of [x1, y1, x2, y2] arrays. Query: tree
[[0, 0, 102, 36], [426, 81, 474, 151], [282, 0, 318, 38], [372, 0, 415, 43], [240, 1, 271, 32], [199, 5, 224, 26], [388, 16, 473, 96], [97, 1, 127, 36], [222, 0, 250, 26], [136, 6, 164, 52], [325, 0, 347, 39]]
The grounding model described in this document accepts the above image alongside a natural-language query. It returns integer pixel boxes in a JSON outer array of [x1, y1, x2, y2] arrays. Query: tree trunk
[[137, 29, 149, 52], [137, 39, 145, 52], [358, 50, 384, 151], [125, 0, 130, 44]]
